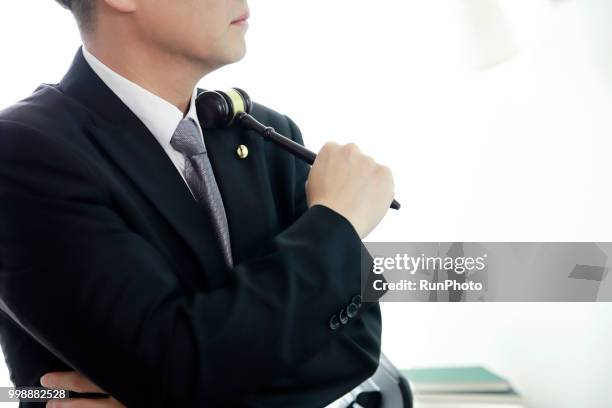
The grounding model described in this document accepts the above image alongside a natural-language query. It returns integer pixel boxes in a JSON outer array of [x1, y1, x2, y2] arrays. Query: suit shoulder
[[250, 101, 305, 147], [0, 108, 106, 201], [250, 101, 305, 148], [0, 83, 90, 143], [0, 85, 99, 172], [249, 101, 286, 125]]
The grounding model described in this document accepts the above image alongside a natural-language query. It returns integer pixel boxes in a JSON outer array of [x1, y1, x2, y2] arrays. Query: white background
[[1, 0, 612, 407]]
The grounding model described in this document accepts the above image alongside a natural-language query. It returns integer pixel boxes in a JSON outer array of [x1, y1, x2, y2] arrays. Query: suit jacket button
[[329, 314, 341, 330], [351, 294, 362, 308], [339, 308, 349, 324], [346, 302, 358, 318]]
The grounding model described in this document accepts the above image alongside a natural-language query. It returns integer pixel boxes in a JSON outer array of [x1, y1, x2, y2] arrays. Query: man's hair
[[54, 0, 96, 32]]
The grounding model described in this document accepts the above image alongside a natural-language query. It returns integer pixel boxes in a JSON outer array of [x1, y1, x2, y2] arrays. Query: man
[[0, 0, 395, 406]]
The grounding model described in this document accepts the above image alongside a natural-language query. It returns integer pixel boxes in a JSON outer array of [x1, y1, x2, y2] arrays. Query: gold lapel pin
[[236, 144, 249, 159]]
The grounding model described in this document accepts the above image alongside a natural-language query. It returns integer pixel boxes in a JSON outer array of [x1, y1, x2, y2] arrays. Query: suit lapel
[[58, 46, 249, 282], [86, 122, 230, 278], [204, 125, 278, 262]]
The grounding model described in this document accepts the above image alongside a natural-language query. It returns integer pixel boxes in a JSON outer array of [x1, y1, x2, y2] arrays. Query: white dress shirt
[[82, 44, 363, 408], [81, 45, 202, 199]]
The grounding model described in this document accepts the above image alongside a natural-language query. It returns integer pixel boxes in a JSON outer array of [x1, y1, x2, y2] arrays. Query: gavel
[[196, 88, 400, 210]]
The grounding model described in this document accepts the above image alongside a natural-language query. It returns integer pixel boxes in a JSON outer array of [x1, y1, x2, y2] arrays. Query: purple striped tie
[[170, 117, 233, 269]]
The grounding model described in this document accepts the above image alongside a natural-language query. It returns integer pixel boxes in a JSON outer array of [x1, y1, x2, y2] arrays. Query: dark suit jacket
[[0, 46, 383, 407]]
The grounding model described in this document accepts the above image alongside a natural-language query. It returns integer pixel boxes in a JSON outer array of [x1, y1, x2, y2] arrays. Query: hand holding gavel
[[196, 88, 401, 238], [306, 141, 395, 239]]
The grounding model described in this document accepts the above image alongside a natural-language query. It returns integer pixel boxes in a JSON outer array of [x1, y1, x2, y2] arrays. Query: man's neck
[[83, 38, 209, 114]]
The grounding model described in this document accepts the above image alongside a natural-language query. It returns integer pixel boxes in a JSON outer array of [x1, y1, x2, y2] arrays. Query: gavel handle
[[236, 112, 401, 210]]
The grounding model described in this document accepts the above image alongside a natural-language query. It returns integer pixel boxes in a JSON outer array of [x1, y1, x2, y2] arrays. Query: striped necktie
[[170, 117, 233, 269]]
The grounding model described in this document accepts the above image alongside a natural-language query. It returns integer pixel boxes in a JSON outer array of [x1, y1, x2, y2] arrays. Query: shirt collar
[[81, 45, 204, 148]]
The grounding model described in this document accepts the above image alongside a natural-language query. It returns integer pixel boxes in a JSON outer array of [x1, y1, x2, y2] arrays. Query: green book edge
[[400, 366, 508, 385]]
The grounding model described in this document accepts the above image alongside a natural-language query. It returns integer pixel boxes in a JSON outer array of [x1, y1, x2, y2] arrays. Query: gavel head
[[196, 88, 252, 129]]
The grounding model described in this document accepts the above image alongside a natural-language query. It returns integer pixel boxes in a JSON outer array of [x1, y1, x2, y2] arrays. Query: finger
[[47, 398, 121, 408], [40, 371, 105, 393]]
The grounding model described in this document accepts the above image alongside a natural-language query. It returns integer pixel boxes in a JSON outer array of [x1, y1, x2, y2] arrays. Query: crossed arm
[[0, 117, 376, 407]]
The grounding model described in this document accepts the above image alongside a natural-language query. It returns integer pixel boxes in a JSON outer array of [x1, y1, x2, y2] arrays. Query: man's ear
[[100, 0, 137, 13]]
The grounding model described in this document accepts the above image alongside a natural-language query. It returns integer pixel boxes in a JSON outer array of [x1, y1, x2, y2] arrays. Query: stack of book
[[400, 366, 525, 408]]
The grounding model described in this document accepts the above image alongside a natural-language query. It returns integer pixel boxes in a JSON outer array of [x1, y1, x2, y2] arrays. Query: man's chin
[[189, 47, 246, 74], [221, 46, 248, 66]]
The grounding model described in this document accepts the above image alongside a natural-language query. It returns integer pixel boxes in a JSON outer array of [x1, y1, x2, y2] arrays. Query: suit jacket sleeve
[[284, 114, 310, 219], [0, 119, 379, 407], [284, 113, 383, 305]]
